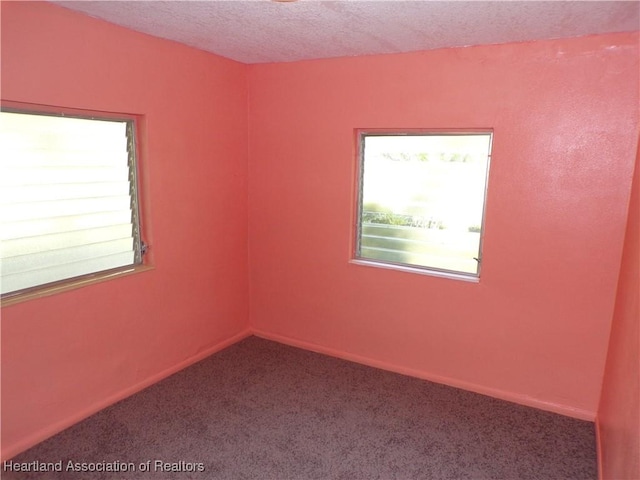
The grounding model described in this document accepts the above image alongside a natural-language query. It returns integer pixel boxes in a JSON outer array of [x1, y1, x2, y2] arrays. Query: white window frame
[[0, 105, 147, 302], [353, 130, 492, 281]]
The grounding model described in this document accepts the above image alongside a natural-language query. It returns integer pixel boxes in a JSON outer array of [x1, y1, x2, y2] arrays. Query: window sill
[[1, 264, 155, 307], [349, 259, 480, 283]]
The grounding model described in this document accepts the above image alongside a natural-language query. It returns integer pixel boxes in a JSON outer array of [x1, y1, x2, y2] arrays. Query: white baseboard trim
[[1, 328, 252, 462], [252, 329, 596, 422]]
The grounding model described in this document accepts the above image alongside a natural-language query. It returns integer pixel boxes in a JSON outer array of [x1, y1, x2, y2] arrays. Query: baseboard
[[1, 328, 252, 462], [252, 329, 596, 422], [595, 415, 604, 480], [4, 327, 595, 462]]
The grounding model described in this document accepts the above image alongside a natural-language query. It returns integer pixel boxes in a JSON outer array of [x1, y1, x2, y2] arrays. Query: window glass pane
[[358, 133, 491, 276], [0, 110, 141, 296]]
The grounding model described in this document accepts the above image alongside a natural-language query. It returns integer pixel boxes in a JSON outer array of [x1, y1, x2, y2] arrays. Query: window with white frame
[[355, 132, 492, 278], [0, 108, 145, 297]]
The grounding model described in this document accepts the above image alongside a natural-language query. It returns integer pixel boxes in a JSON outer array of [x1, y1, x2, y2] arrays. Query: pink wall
[[597, 136, 640, 479], [1, 2, 250, 459], [3, 0, 639, 465], [248, 33, 639, 418]]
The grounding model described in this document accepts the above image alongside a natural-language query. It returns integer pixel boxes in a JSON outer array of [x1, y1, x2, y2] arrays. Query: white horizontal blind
[[0, 111, 139, 295]]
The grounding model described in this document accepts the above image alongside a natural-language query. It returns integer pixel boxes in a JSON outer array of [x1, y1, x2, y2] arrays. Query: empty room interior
[[1, 1, 638, 479]]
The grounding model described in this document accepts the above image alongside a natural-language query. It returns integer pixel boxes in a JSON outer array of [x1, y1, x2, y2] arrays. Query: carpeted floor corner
[[3, 336, 597, 479]]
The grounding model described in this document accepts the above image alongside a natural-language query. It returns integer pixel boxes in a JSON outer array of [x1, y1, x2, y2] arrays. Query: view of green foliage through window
[[356, 133, 492, 277]]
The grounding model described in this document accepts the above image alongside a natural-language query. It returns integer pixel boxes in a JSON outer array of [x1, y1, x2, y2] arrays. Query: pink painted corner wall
[[2, 0, 639, 466], [248, 33, 639, 418], [1, 2, 249, 459], [597, 136, 640, 479]]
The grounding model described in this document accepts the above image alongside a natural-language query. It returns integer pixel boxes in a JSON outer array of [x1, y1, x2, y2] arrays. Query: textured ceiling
[[53, 1, 640, 64]]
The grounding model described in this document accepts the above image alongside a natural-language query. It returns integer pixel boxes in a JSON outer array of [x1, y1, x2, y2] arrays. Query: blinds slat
[[1, 196, 132, 222], [1, 224, 134, 258], [1, 251, 135, 294], [1, 238, 134, 275], [360, 246, 477, 274], [0, 148, 128, 168], [0, 113, 127, 151], [0, 182, 131, 204], [2, 212, 133, 240], [0, 165, 129, 186]]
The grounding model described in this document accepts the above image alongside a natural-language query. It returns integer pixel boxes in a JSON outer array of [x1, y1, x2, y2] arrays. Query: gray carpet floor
[[4, 336, 597, 479]]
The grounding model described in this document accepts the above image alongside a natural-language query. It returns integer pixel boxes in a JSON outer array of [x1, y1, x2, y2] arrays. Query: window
[[355, 131, 492, 279], [0, 108, 145, 298]]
